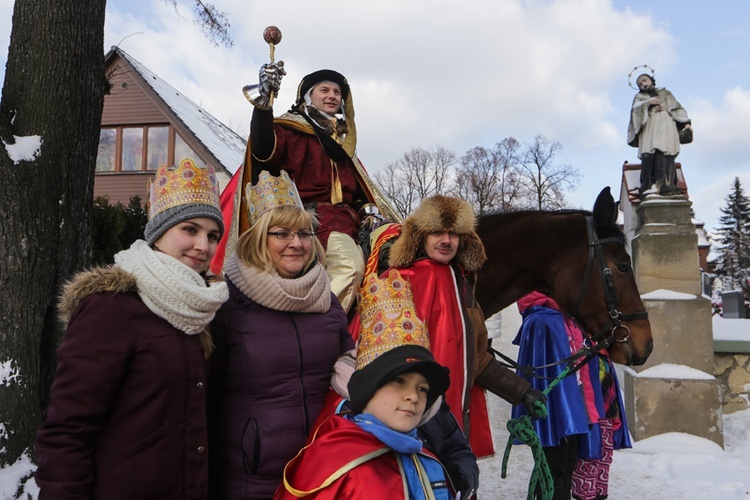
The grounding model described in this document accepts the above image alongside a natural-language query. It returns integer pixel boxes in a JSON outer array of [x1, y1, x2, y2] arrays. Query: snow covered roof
[[107, 47, 245, 175]]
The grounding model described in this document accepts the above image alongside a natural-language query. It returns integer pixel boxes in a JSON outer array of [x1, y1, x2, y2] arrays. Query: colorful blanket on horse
[[511, 292, 632, 458]]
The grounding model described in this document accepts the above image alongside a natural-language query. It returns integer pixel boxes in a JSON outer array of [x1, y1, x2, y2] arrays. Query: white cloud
[[1, 0, 745, 231]]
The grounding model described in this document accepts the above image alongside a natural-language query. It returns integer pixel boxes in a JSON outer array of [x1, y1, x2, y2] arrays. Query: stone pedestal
[[621, 191, 724, 447], [624, 369, 723, 446], [631, 196, 701, 295]]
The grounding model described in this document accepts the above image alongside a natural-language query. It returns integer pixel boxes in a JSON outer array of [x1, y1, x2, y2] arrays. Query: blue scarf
[[350, 414, 450, 499]]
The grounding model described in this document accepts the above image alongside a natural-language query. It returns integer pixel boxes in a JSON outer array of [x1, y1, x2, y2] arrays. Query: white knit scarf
[[114, 240, 229, 334], [224, 253, 331, 313]]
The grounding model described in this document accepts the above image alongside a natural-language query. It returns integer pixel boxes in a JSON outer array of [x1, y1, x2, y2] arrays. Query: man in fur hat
[[383, 194, 547, 457]]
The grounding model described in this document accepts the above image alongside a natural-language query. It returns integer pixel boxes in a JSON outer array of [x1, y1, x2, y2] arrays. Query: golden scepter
[[243, 26, 283, 109]]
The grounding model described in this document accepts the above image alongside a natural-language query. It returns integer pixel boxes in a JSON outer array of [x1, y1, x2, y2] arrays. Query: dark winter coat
[[207, 279, 354, 499], [419, 401, 480, 498], [34, 267, 211, 499]]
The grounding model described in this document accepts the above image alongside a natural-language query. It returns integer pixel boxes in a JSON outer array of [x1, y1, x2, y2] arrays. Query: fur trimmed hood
[[58, 266, 137, 325], [389, 195, 487, 272]]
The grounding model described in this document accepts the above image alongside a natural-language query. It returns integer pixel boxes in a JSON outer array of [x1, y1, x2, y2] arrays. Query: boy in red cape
[[275, 270, 453, 499]]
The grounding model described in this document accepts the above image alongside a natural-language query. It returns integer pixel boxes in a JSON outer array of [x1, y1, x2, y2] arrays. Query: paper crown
[[147, 158, 221, 221], [245, 170, 304, 225], [355, 269, 431, 371]]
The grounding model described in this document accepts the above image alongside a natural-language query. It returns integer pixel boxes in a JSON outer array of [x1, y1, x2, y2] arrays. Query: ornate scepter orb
[[263, 26, 282, 62], [263, 25, 282, 45]]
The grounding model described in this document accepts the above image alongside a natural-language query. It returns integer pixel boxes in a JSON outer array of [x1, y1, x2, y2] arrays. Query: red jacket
[[35, 268, 209, 499], [275, 415, 447, 499]]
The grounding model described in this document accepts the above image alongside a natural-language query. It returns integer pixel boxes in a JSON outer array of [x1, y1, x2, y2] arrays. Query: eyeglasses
[[267, 230, 316, 241]]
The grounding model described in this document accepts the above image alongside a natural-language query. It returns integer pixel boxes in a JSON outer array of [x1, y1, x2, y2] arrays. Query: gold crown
[[355, 269, 430, 371], [147, 158, 221, 220], [245, 170, 304, 225]]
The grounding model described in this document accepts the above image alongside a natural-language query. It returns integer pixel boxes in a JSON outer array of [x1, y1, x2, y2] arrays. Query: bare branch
[[519, 135, 580, 210], [161, 0, 233, 47]]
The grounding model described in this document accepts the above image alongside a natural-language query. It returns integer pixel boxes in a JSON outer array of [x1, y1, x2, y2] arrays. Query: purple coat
[[35, 268, 210, 499], [208, 279, 354, 499]]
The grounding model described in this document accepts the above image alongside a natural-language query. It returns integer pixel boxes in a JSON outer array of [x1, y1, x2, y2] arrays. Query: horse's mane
[[477, 208, 625, 243], [477, 208, 591, 219]]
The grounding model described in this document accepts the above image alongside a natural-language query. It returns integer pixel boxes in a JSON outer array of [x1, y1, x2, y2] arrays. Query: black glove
[[521, 388, 548, 419]]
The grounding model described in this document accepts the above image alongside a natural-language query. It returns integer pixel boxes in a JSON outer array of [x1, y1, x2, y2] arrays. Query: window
[[121, 127, 143, 171], [174, 133, 206, 169], [95, 125, 206, 172], [147, 126, 168, 170], [96, 129, 116, 172]]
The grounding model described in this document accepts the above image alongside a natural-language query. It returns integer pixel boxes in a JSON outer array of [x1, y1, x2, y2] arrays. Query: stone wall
[[715, 352, 750, 414]]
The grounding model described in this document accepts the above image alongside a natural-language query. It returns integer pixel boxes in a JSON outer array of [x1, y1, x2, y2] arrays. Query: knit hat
[[144, 158, 224, 245], [389, 194, 487, 272], [348, 269, 450, 415]]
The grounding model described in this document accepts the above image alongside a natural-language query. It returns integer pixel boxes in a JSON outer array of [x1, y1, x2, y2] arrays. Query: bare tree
[[165, 0, 233, 47], [374, 145, 456, 218], [453, 138, 523, 214], [0, 0, 232, 481], [519, 135, 581, 210]]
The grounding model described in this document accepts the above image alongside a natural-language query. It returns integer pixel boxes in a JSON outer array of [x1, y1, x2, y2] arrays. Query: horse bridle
[[489, 215, 650, 377], [570, 215, 649, 361]]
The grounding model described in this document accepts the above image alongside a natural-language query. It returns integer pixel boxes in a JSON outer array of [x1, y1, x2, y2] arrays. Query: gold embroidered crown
[[355, 269, 431, 371], [245, 170, 304, 225], [147, 158, 221, 220]]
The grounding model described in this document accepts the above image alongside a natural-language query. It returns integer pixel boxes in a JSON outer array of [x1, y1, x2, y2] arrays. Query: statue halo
[[628, 64, 656, 90]]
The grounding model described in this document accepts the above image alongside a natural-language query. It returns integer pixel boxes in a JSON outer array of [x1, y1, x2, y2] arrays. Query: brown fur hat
[[389, 195, 487, 272]]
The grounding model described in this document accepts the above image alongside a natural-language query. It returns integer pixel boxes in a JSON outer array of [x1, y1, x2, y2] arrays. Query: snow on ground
[[2, 305, 749, 498], [478, 306, 750, 499]]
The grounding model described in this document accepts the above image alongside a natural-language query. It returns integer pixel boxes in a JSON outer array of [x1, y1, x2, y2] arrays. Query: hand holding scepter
[[243, 26, 286, 110]]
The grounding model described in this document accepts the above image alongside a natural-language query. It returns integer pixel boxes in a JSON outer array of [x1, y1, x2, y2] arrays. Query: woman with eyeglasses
[[207, 170, 354, 499]]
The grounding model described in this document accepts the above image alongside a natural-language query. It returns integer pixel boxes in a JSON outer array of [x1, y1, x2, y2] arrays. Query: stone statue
[[627, 72, 692, 197]]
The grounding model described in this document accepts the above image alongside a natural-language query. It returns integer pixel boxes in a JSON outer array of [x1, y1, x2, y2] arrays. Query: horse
[[474, 187, 653, 367]]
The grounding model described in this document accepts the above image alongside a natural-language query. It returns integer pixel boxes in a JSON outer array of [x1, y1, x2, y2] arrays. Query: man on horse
[[379, 194, 547, 458], [212, 63, 399, 313]]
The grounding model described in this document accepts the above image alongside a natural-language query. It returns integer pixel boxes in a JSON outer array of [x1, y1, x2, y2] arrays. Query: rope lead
[[501, 365, 573, 500]]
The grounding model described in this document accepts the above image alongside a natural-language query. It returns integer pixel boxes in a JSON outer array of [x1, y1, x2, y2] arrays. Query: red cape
[[276, 415, 419, 499], [395, 261, 493, 457]]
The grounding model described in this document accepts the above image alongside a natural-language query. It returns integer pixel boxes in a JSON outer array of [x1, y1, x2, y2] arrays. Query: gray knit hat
[[144, 159, 224, 245]]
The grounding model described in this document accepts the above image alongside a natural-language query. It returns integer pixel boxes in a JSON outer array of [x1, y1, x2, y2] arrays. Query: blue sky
[[1, 0, 749, 235]]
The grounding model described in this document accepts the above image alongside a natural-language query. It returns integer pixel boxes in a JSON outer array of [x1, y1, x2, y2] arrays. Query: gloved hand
[[457, 483, 476, 500], [521, 387, 548, 419], [256, 61, 286, 109]]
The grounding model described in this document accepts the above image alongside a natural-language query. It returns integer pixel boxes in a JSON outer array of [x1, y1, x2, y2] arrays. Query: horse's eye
[[617, 262, 630, 273]]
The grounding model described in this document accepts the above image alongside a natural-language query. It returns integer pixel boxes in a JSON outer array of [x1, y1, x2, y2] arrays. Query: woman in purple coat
[[208, 170, 354, 499], [35, 159, 228, 499]]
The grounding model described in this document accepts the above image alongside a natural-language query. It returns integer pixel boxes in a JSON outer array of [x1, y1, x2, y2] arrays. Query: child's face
[[362, 372, 429, 433]]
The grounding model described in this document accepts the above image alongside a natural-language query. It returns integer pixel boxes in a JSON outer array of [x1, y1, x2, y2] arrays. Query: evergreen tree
[[120, 195, 148, 250], [714, 177, 750, 297], [91, 196, 126, 266]]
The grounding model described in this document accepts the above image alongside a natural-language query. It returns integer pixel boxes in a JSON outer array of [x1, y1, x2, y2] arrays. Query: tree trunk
[[0, 0, 107, 469]]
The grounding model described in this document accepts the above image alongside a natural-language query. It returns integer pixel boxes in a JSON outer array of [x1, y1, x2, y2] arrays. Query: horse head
[[474, 187, 653, 366], [555, 187, 653, 365]]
